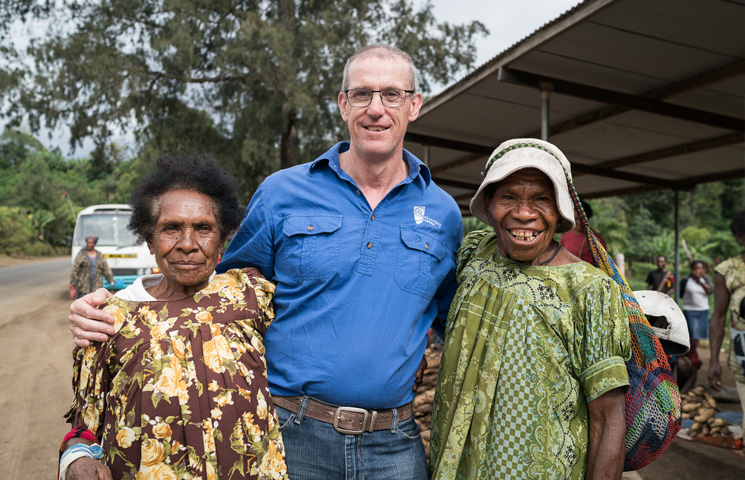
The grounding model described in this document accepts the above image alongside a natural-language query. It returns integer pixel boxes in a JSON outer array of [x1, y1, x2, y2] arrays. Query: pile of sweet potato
[[682, 386, 732, 437], [413, 347, 441, 461]]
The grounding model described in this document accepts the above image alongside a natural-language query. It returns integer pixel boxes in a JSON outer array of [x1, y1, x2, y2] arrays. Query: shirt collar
[[309, 141, 432, 187]]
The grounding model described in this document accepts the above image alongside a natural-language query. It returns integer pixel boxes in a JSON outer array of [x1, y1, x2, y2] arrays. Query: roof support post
[[541, 84, 552, 141], [423, 144, 430, 167], [674, 190, 681, 303]]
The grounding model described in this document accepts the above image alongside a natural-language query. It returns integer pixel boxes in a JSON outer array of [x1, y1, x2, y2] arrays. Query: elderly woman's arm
[[586, 387, 625, 480], [62, 438, 113, 480]]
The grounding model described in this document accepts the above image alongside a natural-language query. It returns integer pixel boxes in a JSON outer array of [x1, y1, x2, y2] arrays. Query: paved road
[[0, 258, 69, 325], [0, 257, 75, 479]]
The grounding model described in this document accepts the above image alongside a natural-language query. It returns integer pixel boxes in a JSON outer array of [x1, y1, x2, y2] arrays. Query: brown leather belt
[[273, 396, 414, 435]]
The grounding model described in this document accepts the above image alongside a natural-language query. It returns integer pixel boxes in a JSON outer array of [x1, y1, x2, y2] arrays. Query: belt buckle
[[333, 406, 378, 434]]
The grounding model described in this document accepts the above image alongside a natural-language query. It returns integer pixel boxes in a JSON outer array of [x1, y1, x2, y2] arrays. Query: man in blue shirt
[[69, 44, 462, 479]]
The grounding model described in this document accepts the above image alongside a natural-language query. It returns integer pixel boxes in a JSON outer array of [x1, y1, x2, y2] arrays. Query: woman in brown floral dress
[[61, 154, 288, 480]]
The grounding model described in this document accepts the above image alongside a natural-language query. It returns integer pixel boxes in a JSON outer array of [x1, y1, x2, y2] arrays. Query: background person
[[430, 139, 629, 480], [708, 209, 745, 440], [681, 259, 712, 341], [60, 154, 287, 479], [69, 235, 114, 298], [559, 199, 607, 265], [68, 44, 463, 479], [646, 254, 675, 295]]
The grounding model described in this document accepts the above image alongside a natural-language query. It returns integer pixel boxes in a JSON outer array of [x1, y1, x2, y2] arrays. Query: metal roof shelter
[[404, 0, 745, 213], [403, 0, 744, 298]]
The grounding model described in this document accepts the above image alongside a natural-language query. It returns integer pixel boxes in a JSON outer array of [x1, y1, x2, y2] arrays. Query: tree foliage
[[1, 0, 487, 199]]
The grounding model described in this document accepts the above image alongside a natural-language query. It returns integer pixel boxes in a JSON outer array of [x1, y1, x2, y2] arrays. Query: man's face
[[338, 55, 422, 163], [657, 256, 667, 269]]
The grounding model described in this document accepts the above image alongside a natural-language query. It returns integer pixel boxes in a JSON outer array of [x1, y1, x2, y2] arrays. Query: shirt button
[[371, 214, 375, 221], [307, 225, 314, 231], [415, 236, 421, 242], [367, 242, 373, 249], [356, 190, 362, 196], [425, 243, 430, 250]]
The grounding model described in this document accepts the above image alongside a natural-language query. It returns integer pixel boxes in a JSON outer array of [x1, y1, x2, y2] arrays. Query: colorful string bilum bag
[[562, 168, 682, 470]]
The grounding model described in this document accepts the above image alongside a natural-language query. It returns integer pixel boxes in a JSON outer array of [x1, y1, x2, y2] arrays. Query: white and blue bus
[[71, 204, 158, 289]]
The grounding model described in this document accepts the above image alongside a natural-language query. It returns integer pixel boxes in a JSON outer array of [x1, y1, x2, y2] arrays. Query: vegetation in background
[[1, 129, 743, 263], [0, 3, 742, 264], [1, 0, 487, 201]]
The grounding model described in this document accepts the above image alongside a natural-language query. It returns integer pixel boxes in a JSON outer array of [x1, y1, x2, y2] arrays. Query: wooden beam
[[527, 59, 745, 138], [679, 168, 745, 188], [498, 67, 744, 132], [590, 133, 745, 171], [430, 177, 481, 191], [581, 184, 668, 199], [430, 152, 485, 175], [570, 164, 679, 188], [404, 132, 493, 155]]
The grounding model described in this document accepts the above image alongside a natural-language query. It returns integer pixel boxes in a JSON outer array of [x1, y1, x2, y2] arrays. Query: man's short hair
[[340, 44, 419, 93]]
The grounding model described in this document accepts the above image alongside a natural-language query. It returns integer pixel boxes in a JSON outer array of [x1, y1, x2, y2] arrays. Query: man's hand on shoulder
[[69, 288, 115, 347]]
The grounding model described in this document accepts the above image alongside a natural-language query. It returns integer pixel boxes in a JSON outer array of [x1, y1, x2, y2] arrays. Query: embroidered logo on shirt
[[413, 206, 442, 228]]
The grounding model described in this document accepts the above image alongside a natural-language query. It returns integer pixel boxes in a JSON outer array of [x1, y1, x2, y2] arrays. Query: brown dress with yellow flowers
[[65, 268, 288, 480]]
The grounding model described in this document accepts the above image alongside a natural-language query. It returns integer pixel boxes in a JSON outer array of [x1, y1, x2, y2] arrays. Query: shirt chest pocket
[[395, 226, 445, 299], [281, 215, 342, 281]]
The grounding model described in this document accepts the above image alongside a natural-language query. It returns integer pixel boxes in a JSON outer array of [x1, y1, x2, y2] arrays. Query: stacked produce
[[681, 385, 733, 437], [413, 346, 441, 461]]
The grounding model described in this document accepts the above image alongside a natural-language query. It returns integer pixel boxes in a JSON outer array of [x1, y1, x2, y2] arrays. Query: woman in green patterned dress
[[430, 139, 630, 480], [708, 209, 745, 439], [60, 154, 287, 480]]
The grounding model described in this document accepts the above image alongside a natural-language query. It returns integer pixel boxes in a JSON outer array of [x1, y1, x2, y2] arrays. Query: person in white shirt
[[681, 259, 713, 340]]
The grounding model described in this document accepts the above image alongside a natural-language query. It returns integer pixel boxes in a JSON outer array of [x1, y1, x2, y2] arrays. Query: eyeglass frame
[[343, 88, 416, 108]]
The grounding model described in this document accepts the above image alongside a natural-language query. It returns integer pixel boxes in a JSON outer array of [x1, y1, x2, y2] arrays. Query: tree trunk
[[280, 111, 298, 169], [277, 0, 299, 169]]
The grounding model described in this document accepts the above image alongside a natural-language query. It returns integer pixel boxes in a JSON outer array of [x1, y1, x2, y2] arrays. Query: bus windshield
[[72, 213, 139, 247]]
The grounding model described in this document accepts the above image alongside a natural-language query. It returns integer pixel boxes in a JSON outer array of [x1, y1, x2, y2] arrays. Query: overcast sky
[[430, 0, 581, 80], [17, 0, 582, 157]]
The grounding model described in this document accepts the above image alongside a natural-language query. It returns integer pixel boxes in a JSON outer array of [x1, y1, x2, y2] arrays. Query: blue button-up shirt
[[218, 142, 463, 408]]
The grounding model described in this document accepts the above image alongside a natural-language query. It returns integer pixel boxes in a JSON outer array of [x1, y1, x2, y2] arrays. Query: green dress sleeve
[[568, 276, 631, 403]]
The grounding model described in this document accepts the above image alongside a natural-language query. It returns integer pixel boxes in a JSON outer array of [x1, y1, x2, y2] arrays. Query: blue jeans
[[684, 309, 709, 340], [275, 398, 429, 480]]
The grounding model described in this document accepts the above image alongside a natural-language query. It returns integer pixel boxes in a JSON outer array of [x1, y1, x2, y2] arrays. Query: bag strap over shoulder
[[549, 151, 682, 471]]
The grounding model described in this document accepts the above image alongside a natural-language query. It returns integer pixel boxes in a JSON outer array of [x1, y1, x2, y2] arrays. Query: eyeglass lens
[[347, 89, 408, 107]]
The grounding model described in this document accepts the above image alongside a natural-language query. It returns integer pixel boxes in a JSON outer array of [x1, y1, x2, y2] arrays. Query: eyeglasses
[[344, 88, 415, 107]]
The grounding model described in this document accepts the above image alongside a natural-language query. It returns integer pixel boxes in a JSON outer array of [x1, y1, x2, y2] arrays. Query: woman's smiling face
[[486, 168, 560, 265]]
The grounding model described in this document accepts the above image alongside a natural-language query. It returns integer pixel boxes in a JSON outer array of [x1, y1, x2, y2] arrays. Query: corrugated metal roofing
[[404, 0, 745, 213]]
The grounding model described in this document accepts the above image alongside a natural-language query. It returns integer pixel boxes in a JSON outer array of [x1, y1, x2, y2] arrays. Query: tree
[[1, 0, 487, 199]]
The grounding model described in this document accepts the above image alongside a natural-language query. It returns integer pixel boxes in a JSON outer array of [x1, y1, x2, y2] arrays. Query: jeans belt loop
[[390, 405, 399, 433], [296, 395, 310, 424]]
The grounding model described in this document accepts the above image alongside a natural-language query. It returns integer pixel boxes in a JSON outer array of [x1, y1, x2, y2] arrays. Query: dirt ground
[[0, 257, 76, 479], [0, 257, 742, 479]]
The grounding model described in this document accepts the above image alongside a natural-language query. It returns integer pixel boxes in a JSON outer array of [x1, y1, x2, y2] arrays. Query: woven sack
[[566, 183, 682, 470]]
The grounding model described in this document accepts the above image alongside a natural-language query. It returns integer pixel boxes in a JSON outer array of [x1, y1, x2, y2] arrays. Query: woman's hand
[[68, 288, 115, 347], [66, 457, 113, 480]]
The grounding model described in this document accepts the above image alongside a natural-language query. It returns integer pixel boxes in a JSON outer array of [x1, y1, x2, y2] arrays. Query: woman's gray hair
[[340, 44, 419, 92]]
